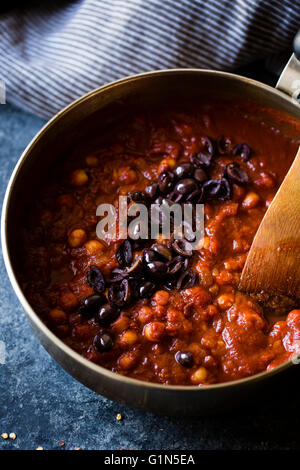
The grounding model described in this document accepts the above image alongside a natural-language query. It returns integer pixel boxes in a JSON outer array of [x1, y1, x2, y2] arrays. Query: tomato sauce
[[21, 101, 300, 385]]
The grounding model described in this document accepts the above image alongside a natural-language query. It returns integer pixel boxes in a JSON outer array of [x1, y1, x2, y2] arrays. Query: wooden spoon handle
[[240, 147, 300, 299]]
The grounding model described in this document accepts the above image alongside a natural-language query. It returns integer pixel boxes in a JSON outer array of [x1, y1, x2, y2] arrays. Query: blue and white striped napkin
[[0, 0, 299, 118]]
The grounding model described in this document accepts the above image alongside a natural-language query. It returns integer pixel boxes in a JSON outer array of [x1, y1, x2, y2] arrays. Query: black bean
[[185, 189, 202, 203], [167, 256, 184, 275], [127, 190, 148, 204], [216, 136, 232, 154], [163, 279, 177, 291], [174, 162, 194, 179], [116, 239, 133, 268], [97, 303, 120, 325], [232, 143, 252, 162], [151, 243, 172, 261], [168, 191, 184, 203], [121, 278, 132, 304], [146, 261, 168, 279], [129, 277, 142, 299], [201, 136, 215, 156], [182, 257, 190, 271], [94, 333, 114, 352], [109, 268, 128, 283], [197, 186, 205, 203], [145, 182, 159, 200], [79, 294, 106, 316], [158, 171, 175, 194], [126, 257, 143, 275], [226, 162, 249, 185], [139, 281, 157, 298], [193, 168, 207, 183], [218, 178, 231, 200], [174, 178, 198, 195], [143, 248, 158, 264], [175, 351, 194, 368], [108, 278, 132, 307], [177, 270, 197, 289], [202, 178, 231, 201], [201, 179, 222, 200], [172, 239, 193, 257], [86, 265, 106, 294], [190, 152, 213, 169]]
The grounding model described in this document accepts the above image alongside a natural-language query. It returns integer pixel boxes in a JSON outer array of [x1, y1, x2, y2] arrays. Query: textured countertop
[[0, 98, 299, 451]]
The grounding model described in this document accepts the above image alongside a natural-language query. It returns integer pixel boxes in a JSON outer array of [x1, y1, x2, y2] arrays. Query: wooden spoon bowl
[[239, 147, 300, 310]]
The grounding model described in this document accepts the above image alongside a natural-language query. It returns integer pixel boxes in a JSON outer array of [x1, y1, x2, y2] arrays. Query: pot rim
[[1, 67, 296, 393]]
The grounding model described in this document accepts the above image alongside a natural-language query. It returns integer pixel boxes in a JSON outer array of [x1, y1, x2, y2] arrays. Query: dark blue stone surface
[[0, 102, 299, 451]]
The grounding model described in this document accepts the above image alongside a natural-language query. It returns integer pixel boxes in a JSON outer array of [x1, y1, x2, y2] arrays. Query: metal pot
[[2, 51, 300, 415]]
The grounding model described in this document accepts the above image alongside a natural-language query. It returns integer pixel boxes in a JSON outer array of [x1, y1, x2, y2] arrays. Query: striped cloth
[[0, 0, 299, 119]]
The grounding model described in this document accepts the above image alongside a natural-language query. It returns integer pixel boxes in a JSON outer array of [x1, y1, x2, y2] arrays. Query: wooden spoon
[[239, 147, 300, 309]]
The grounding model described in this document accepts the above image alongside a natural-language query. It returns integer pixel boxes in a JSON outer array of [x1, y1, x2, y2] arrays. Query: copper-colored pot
[[2, 65, 300, 415]]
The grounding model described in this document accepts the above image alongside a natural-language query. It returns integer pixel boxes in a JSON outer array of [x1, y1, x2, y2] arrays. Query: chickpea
[[217, 340, 226, 354], [84, 239, 105, 255], [119, 329, 139, 347], [214, 269, 233, 285], [272, 339, 283, 354], [182, 286, 210, 307], [153, 290, 170, 306], [138, 306, 153, 324], [68, 229, 87, 248], [242, 192, 260, 210], [85, 154, 99, 167], [209, 284, 219, 296], [256, 172, 275, 189], [205, 304, 218, 317], [118, 352, 137, 370], [70, 169, 88, 186], [216, 293, 235, 310], [59, 291, 79, 311], [191, 367, 208, 384], [143, 322, 165, 342], [196, 265, 214, 287], [118, 167, 137, 184], [201, 236, 211, 250], [157, 157, 176, 173], [48, 308, 67, 325]]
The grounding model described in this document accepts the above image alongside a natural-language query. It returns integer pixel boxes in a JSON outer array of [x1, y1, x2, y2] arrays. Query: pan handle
[[276, 30, 300, 103]]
